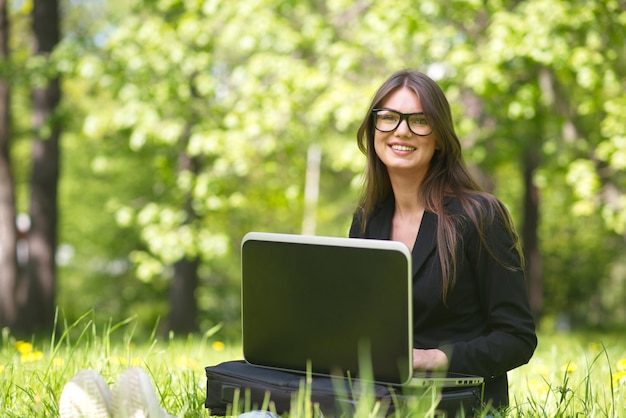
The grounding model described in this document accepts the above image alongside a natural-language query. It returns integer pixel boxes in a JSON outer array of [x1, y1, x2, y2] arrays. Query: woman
[[349, 69, 537, 408]]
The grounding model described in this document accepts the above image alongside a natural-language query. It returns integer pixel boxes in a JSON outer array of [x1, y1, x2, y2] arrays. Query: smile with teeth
[[390, 144, 416, 151]]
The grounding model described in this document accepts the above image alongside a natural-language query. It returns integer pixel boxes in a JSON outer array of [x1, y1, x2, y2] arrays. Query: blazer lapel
[[365, 198, 438, 277], [411, 211, 437, 277], [365, 200, 394, 240]]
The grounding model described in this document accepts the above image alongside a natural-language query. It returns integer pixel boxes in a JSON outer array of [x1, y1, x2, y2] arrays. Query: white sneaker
[[111, 367, 172, 418], [59, 369, 113, 418], [238, 412, 281, 418]]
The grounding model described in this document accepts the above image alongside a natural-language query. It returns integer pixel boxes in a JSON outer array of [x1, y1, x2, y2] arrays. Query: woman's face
[[373, 87, 437, 178]]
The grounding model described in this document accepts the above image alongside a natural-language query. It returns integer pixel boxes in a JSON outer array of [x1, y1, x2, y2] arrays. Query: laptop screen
[[241, 232, 413, 385]]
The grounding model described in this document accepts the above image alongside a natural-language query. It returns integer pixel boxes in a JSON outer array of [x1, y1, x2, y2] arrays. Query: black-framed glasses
[[372, 108, 432, 136]]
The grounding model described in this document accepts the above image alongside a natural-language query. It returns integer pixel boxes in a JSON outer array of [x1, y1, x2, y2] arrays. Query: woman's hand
[[412, 348, 449, 371]]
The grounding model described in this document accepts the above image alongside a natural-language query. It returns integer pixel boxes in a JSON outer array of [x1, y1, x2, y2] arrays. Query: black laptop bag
[[205, 360, 482, 417]]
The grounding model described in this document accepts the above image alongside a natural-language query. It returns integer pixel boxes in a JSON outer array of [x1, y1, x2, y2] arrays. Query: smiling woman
[[371, 87, 438, 186], [350, 69, 537, 411]]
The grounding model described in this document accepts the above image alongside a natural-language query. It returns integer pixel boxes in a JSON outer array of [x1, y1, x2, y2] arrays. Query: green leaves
[[49, 0, 626, 331]]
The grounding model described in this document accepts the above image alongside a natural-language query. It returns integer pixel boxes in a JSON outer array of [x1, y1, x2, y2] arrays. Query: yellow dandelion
[[175, 355, 198, 369], [561, 363, 578, 374], [0, 365, 4, 373], [20, 350, 43, 363], [131, 357, 142, 366], [613, 371, 626, 388], [212, 341, 225, 351], [109, 356, 129, 366], [15, 341, 33, 354], [532, 363, 549, 377], [527, 378, 549, 397], [52, 357, 65, 367], [176, 355, 190, 368], [617, 358, 626, 372], [588, 342, 601, 352]]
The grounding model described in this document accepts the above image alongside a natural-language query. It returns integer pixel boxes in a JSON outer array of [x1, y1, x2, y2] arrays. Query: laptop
[[240, 232, 483, 389]]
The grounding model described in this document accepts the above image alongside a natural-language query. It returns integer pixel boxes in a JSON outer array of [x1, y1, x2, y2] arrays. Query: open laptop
[[240, 232, 483, 389]]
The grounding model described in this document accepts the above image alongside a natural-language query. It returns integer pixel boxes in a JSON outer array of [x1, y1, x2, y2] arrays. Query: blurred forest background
[[1, 0, 625, 340]]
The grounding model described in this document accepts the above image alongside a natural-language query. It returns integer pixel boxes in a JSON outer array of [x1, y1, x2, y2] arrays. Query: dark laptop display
[[240, 232, 483, 388]]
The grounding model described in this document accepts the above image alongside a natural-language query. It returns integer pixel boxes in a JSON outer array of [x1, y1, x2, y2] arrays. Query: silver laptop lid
[[241, 232, 414, 385]]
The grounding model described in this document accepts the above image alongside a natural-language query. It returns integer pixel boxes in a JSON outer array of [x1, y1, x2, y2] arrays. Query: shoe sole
[[59, 369, 112, 418], [111, 367, 170, 418]]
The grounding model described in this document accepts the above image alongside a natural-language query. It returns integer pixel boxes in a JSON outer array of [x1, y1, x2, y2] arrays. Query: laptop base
[[205, 360, 483, 417]]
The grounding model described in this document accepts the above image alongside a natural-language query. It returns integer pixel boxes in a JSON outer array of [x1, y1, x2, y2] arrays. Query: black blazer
[[349, 196, 537, 408]]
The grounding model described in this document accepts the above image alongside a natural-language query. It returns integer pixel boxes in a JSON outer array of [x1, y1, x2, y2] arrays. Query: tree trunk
[[521, 147, 543, 321], [169, 257, 200, 334], [167, 126, 200, 334], [0, 0, 19, 328], [21, 0, 61, 333], [302, 143, 321, 235]]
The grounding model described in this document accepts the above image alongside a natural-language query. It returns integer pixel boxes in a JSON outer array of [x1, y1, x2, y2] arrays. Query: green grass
[[1, 312, 625, 417], [507, 333, 626, 417]]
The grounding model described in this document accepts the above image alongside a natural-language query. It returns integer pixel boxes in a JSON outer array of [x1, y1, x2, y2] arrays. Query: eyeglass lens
[[373, 109, 431, 136]]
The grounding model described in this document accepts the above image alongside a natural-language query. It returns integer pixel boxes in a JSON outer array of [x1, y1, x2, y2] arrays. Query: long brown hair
[[355, 70, 523, 299]]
